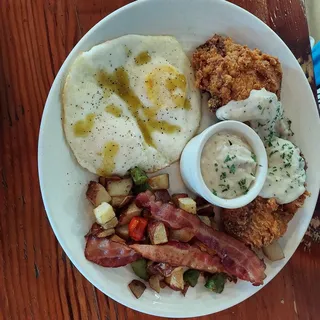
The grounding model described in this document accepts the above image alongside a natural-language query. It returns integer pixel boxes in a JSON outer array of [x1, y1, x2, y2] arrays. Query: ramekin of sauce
[[180, 121, 268, 209]]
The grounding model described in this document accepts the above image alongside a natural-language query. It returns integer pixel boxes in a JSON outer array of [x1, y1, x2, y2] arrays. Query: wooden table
[[0, 1, 319, 319]]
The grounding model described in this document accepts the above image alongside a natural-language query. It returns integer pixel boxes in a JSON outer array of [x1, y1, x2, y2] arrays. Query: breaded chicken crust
[[222, 192, 309, 248], [192, 35, 283, 110]]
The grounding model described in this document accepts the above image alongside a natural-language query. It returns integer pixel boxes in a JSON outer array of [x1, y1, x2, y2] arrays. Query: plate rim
[[38, 0, 320, 317]]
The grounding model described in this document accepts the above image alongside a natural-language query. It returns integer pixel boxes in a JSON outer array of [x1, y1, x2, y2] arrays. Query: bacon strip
[[85, 236, 141, 267], [136, 191, 266, 285], [130, 241, 223, 273]]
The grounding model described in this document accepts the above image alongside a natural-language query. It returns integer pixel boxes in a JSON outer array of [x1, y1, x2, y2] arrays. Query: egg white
[[63, 35, 201, 176]]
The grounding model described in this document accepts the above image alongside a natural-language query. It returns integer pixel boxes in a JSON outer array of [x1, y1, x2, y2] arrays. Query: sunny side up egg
[[62, 35, 201, 176]]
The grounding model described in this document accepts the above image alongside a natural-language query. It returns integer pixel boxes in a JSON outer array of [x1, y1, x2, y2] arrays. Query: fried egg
[[63, 35, 201, 176]]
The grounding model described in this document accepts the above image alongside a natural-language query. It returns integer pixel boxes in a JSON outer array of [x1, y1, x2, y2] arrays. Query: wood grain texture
[[0, 0, 319, 319]]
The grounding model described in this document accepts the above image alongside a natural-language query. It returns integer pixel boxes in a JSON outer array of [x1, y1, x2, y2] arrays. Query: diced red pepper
[[129, 217, 148, 241]]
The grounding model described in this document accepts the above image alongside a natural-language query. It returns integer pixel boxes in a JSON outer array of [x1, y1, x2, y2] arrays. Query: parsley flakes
[[220, 172, 227, 180], [238, 179, 248, 194], [229, 164, 236, 174]]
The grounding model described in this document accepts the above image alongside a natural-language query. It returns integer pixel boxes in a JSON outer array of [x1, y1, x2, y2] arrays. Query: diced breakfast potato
[[197, 204, 214, 216], [148, 221, 168, 245], [169, 228, 195, 242], [109, 234, 126, 244], [171, 193, 188, 206], [96, 228, 115, 238], [199, 215, 211, 227], [107, 178, 133, 196], [128, 279, 146, 299], [148, 174, 169, 190], [101, 216, 118, 230], [98, 176, 106, 187], [149, 274, 163, 293], [99, 175, 121, 187], [86, 181, 111, 207], [195, 196, 208, 207], [85, 222, 103, 238], [93, 202, 115, 225], [118, 202, 142, 225], [154, 190, 171, 203], [165, 267, 184, 291], [115, 224, 129, 240], [262, 241, 285, 261], [111, 195, 134, 208], [178, 197, 196, 214]]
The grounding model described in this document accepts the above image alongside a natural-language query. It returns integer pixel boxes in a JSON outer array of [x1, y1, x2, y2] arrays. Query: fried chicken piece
[[192, 35, 283, 110], [222, 192, 309, 248]]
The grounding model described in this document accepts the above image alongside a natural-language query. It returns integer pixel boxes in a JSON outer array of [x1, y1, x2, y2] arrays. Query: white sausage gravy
[[216, 89, 306, 204]]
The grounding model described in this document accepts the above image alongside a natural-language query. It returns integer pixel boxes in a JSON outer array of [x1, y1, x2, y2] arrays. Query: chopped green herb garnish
[[224, 155, 232, 163], [212, 189, 217, 196], [238, 179, 248, 194], [229, 164, 236, 174], [219, 184, 230, 192], [251, 153, 257, 162], [257, 105, 262, 110], [220, 172, 227, 180], [222, 185, 230, 192], [286, 171, 291, 177], [269, 150, 279, 157], [214, 163, 218, 167]]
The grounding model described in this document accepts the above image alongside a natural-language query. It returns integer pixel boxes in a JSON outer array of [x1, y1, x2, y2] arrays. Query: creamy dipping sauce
[[201, 132, 257, 199], [216, 89, 306, 204]]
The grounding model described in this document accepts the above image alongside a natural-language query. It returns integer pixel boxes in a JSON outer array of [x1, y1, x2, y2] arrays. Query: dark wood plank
[[0, 1, 318, 320]]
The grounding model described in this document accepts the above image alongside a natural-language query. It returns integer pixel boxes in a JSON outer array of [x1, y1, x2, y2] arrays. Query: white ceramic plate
[[38, 0, 320, 317]]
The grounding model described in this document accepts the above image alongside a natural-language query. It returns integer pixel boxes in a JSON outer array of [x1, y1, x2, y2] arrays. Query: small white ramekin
[[180, 120, 268, 209]]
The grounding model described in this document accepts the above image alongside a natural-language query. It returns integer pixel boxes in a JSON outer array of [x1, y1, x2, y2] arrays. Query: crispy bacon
[[130, 241, 224, 273], [136, 191, 266, 285], [85, 236, 141, 267]]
